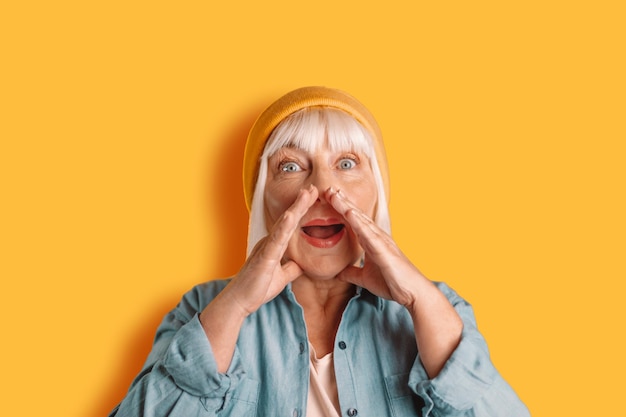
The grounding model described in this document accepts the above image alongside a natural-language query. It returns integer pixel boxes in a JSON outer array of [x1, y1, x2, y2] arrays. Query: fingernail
[[328, 186, 336, 194]]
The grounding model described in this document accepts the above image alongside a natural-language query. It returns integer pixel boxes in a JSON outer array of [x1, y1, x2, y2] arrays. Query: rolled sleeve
[[111, 281, 250, 416], [408, 283, 529, 416], [163, 313, 244, 397], [411, 331, 495, 414]]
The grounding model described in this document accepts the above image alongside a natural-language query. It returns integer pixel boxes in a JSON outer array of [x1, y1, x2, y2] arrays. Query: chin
[[293, 251, 361, 280]]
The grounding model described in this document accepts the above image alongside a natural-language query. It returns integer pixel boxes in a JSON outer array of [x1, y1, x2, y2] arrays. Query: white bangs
[[262, 107, 374, 160], [247, 107, 390, 256]]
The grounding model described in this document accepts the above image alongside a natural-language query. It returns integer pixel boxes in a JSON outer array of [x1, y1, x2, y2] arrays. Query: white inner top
[[306, 343, 341, 417]]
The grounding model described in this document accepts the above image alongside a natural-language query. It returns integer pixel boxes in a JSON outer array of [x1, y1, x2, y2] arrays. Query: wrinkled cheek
[[281, 232, 302, 262], [264, 184, 303, 224], [364, 193, 378, 219], [283, 236, 311, 269], [342, 186, 377, 220], [264, 195, 286, 229]]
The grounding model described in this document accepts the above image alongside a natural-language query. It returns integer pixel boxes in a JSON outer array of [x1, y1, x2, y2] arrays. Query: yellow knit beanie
[[243, 86, 389, 211]]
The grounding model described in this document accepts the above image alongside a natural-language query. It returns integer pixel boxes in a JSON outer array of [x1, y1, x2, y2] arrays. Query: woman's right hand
[[199, 185, 317, 372], [221, 184, 318, 317]]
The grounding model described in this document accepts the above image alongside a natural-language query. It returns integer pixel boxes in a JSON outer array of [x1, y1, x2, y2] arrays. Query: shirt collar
[[354, 286, 384, 310], [283, 284, 383, 310]]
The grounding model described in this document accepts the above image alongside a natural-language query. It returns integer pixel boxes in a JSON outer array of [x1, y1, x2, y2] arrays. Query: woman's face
[[265, 141, 377, 279]]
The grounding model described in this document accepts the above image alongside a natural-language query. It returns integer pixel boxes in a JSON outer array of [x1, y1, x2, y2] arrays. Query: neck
[[291, 275, 355, 311], [292, 276, 355, 357]]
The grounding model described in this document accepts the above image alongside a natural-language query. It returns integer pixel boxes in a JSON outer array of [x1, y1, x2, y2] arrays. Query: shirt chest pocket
[[384, 373, 425, 417]]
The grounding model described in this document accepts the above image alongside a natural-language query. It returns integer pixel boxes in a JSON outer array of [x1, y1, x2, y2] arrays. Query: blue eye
[[338, 158, 356, 170], [281, 162, 302, 172]]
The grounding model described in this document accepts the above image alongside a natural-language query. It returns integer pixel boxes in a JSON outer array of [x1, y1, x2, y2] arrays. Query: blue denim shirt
[[110, 280, 529, 416]]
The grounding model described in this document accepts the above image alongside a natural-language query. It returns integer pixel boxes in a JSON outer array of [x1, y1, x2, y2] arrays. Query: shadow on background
[[205, 105, 263, 277], [96, 300, 175, 417], [94, 106, 263, 416]]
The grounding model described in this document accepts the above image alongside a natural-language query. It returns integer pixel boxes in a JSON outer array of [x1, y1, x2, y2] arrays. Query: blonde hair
[[247, 107, 390, 255]]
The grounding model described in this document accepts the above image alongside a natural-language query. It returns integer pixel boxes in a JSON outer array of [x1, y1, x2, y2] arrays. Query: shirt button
[[299, 342, 305, 354], [347, 408, 358, 416], [338, 341, 347, 350], [292, 408, 299, 417]]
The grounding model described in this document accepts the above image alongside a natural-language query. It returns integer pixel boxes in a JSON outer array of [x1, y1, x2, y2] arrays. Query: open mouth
[[302, 224, 345, 239], [300, 223, 346, 248]]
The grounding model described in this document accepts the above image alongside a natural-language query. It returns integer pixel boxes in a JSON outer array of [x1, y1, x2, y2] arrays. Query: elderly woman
[[110, 87, 529, 416]]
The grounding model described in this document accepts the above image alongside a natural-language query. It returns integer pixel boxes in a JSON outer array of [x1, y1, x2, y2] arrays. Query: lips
[[300, 218, 346, 248]]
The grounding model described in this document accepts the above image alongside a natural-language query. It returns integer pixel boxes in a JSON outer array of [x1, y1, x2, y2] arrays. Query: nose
[[307, 165, 334, 202]]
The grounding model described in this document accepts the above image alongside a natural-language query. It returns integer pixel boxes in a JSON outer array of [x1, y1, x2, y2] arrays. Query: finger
[[338, 260, 389, 299], [337, 264, 362, 284], [328, 188, 403, 264], [262, 185, 318, 260], [325, 187, 358, 218], [327, 188, 384, 248], [282, 260, 304, 282], [350, 211, 403, 263], [327, 188, 378, 232]]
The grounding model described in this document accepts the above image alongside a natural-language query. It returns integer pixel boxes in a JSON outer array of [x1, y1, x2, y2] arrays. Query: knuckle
[[281, 210, 296, 223]]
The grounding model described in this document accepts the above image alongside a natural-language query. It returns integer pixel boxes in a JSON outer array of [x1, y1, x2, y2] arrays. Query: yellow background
[[1, 1, 624, 416]]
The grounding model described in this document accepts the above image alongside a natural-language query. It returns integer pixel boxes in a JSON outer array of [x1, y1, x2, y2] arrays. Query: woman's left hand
[[325, 187, 424, 309], [326, 187, 463, 378]]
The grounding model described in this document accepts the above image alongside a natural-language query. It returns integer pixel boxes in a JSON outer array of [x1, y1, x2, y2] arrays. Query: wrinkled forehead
[[262, 107, 375, 159]]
